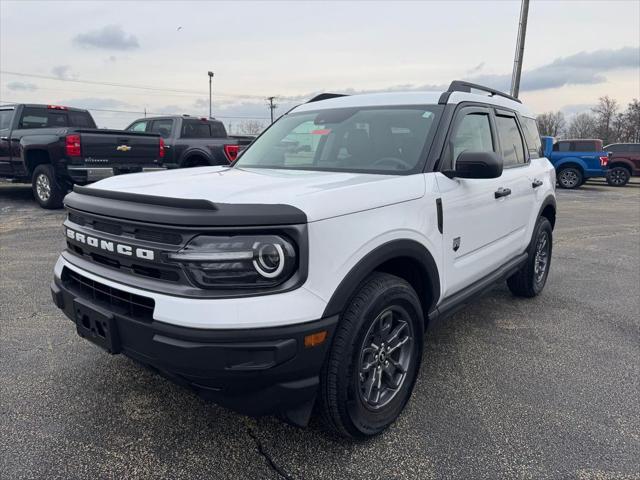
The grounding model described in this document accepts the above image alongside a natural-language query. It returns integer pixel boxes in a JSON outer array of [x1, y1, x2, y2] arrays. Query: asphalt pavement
[[1, 179, 639, 479]]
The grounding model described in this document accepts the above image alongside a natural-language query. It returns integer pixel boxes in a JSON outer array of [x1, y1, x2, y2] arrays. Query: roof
[[292, 89, 535, 117]]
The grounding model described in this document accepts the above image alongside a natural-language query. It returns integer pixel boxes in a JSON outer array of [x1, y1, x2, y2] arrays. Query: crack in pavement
[[246, 425, 295, 480]]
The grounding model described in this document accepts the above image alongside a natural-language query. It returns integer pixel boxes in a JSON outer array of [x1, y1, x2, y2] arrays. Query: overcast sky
[[1, 0, 638, 130]]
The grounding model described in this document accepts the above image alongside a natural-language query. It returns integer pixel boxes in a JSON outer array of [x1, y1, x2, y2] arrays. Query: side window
[[450, 112, 494, 165], [0, 110, 14, 130], [210, 122, 227, 138], [495, 115, 526, 167], [520, 117, 543, 158], [555, 142, 570, 152], [149, 119, 173, 138], [128, 121, 149, 132], [181, 121, 211, 138], [572, 141, 596, 152]]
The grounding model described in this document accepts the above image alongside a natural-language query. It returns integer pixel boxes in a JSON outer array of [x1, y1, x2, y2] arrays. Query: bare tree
[[567, 112, 596, 139], [537, 111, 566, 137], [235, 120, 266, 135], [622, 99, 640, 143], [591, 96, 618, 145]]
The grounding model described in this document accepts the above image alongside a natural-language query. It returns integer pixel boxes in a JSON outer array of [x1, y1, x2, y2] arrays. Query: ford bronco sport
[[51, 81, 557, 439]]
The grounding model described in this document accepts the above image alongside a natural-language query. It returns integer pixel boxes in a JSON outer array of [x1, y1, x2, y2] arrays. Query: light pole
[[208, 71, 214, 118], [267, 96, 277, 124], [510, 0, 529, 98]]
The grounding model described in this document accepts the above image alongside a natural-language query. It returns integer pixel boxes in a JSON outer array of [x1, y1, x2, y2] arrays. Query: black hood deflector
[[65, 185, 307, 226]]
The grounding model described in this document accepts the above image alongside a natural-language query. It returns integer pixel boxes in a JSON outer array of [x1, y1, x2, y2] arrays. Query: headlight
[[168, 234, 297, 289]]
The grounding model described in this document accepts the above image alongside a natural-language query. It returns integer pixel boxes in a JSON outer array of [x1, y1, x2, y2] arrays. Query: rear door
[[0, 108, 16, 174], [436, 106, 524, 297], [148, 119, 175, 165]]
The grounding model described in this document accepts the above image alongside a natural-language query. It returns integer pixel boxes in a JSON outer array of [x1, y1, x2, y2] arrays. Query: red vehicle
[[605, 143, 640, 186]]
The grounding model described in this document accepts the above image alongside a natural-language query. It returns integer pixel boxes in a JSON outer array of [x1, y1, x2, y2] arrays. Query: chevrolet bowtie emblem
[[116, 144, 132, 152]]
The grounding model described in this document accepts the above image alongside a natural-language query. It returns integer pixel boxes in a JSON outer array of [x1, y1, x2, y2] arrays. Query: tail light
[[159, 137, 165, 159], [599, 156, 608, 167], [48, 105, 68, 110], [65, 134, 81, 157], [223, 144, 239, 162]]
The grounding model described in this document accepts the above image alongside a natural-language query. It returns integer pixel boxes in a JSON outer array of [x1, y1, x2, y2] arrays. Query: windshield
[[235, 105, 442, 174]]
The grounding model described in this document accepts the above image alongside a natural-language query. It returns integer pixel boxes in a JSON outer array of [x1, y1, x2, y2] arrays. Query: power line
[[0, 70, 271, 100]]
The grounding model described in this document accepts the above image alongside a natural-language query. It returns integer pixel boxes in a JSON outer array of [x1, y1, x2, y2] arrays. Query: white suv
[[51, 81, 556, 439]]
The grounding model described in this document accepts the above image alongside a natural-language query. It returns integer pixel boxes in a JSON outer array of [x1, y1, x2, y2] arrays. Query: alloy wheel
[[358, 306, 414, 410], [559, 169, 579, 188], [36, 173, 51, 202], [608, 168, 628, 186], [534, 231, 550, 285]]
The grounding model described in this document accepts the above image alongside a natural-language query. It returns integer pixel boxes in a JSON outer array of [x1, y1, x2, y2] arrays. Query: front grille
[[68, 212, 184, 245], [62, 267, 155, 322]]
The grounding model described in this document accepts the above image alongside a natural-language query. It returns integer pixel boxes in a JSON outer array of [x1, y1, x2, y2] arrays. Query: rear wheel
[[507, 216, 553, 297], [32, 164, 64, 209], [606, 166, 630, 187], [319, 272, 424, 439], [557, 167, 583, 189]]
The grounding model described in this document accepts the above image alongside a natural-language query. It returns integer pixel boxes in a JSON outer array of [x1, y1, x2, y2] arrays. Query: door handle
[[494, 187, 512, 199], [532, 179, 543, 188]]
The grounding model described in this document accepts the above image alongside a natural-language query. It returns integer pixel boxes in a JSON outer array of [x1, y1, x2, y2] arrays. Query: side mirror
[[444, 151, 503, 179]]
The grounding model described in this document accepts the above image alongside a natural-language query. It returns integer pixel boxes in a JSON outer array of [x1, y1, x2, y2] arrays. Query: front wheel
[[507, 217, 553, 298], [557, 167, 583, 189], [606, 166, 630, 187], [32, 164, 64, 209], [319, 273, 424, 439]]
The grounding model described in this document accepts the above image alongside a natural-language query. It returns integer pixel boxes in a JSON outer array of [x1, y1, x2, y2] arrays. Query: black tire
[[606, 166, 631, 187], [31, 164, 64, 209], [319, 272, 424, 439], [507, 217, 553, 298], [557, 167, 583, 189]]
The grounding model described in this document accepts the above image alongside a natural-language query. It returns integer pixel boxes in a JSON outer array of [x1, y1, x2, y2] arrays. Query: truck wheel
[[32, 164, 64, 209], [507, 217, 552, 298], [606, 166, 630, 187], [319, 272, 423, 439], [557, 167, 583, 189]]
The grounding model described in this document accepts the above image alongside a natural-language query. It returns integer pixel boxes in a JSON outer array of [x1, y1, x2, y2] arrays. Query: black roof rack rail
[[439, 80, 522, 105], [307, 93, 349, 103]]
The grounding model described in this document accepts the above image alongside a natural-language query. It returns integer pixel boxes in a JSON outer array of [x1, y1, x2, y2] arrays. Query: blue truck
[[542, 137, 609, 189]]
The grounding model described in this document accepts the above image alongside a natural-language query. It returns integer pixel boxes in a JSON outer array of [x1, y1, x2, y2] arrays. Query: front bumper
[[51, 271, 338, 420]]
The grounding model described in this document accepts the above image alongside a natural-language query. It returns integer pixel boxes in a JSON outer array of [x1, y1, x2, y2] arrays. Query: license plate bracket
[[74, 298, 121, 354]]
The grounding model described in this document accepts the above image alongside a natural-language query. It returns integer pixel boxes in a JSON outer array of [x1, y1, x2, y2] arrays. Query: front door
[[436, 106, 527, 298]]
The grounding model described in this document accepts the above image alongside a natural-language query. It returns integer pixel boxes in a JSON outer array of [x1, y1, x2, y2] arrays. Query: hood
[[87, 166, 426, 222]]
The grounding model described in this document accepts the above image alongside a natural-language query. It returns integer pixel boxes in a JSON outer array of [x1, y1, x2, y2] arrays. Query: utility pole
[[267, 96, 277, 124], [208, 71, 214, 118], [510, 0, 529, 98]]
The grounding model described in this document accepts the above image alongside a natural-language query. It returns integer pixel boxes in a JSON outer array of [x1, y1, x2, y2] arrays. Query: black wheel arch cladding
[[322, 239, 440, 319]]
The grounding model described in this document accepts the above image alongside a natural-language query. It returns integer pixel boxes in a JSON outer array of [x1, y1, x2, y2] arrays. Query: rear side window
[[495, 115, 526, 167], [19, 108, 69, 129], [450, 112, 494, 165], [210, 122, 227, 138], [68, 111, 96, 128], [150, 119, 174, 138], [520, 117, 542, 158], [572, 141, 597, 152], [181, 121, 211, 138], [128, 120, 149, 132], [0, 109, 13, 130]]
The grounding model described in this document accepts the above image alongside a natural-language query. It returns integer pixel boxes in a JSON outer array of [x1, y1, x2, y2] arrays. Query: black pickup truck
[[0, 104, 164, 208], [125, 115, 254, 168]]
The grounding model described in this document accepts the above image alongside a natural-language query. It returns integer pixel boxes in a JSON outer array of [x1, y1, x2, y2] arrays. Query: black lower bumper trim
[[52, 276, 338, 418]]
